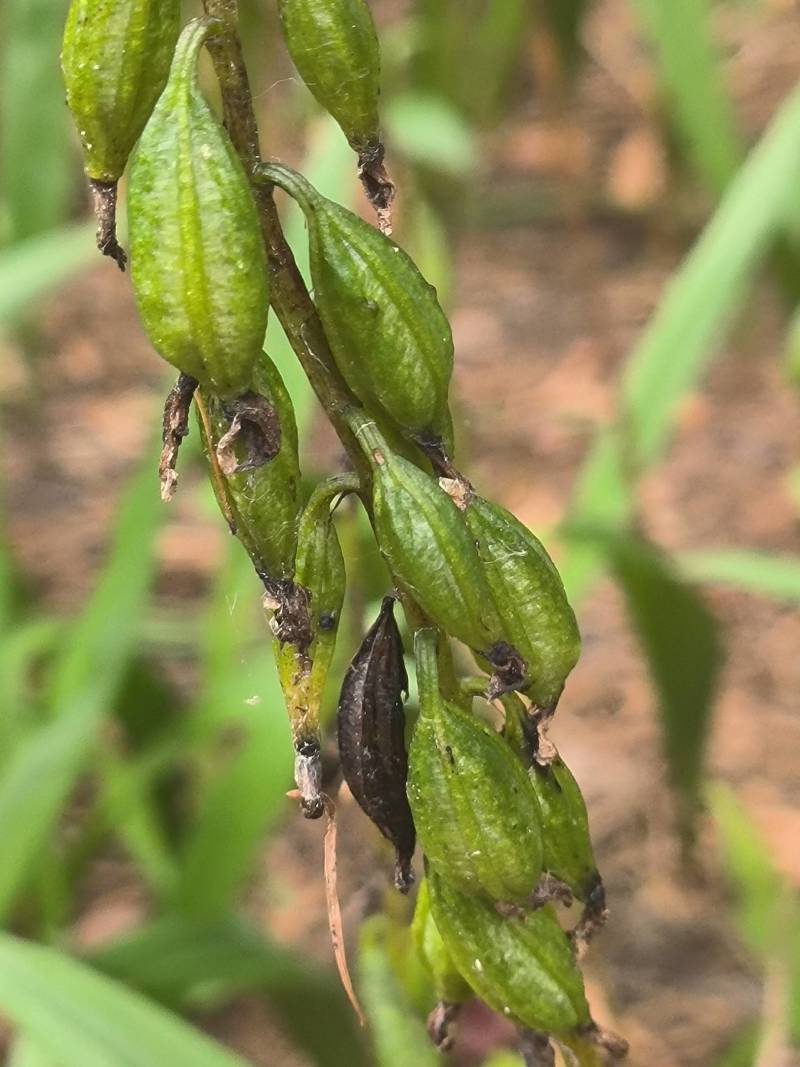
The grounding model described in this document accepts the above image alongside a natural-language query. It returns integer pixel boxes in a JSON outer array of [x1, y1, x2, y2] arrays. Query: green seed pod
[[529, 756, 598, 905], [278, 0, 380, 156], [204, 355, 301, 580], [61, 0, 180, 183], [427, 866, 591, 1037], [411, 879, 471, 1006], [463, 495, 580, 711], [61, 0, 181, 266], [258, 164, 453, 450], [407, 629, 542, 904], [129, 18, 269, 398], [275, 475, 351, 818], [345, 414, 517, 672]]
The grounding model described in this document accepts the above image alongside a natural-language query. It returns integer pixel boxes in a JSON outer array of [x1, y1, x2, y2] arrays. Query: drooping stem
[[201, 0, 368, 485], [199, 0, 461, 697]]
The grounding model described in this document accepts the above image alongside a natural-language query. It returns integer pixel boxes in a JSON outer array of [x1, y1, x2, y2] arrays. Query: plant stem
[[201, 0, 368, 484], [199, 0, 462, 695]]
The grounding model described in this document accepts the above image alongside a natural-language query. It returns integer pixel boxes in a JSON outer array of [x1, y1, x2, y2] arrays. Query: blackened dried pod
[[203, 355, 301, 580], [346, 412, 512, 663], [61, 0, 180, 266], [128, 18, 269, 399], [426, 866, 592, 1038], [463, 495, 580, 711], [274, 474, 354, 817], [257, 164, 453, 450], [337, 595, 416, 890], [407, 629, 542, 904]]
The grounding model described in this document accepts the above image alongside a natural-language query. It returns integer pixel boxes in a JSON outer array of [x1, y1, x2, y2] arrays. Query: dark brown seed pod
[[337, 595, 415, 891]]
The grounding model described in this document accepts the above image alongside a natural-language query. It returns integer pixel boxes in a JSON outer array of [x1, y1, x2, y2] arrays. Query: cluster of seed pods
[[61, 1, 626, 1061]]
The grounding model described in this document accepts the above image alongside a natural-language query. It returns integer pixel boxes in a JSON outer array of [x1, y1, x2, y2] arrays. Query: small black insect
[[337, 595, 415, 891]]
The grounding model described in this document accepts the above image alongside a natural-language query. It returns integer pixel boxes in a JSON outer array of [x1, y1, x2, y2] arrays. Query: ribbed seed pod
[[128, 18, 269, 399], [277, 0, 380, 156], [464, 495, 580, 711], [407, 630, 542, 904], [412, 878, 471, 1005], [345, 414, 515, 670], [427, 866, 591, 1037], [258, 164, 453, 450], [274, 475, 351, 818], [338, 595, 416, 890], [61, 0, 180, 266], [276, 0, 394, 227], [204, 355, 301, 580], [529, 756, 599, 905]]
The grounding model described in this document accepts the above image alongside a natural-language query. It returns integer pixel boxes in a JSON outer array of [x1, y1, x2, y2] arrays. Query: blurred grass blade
[[562, 80, 800, 602], [629, 0, 741, 192], [0, 224, 96, 325], [7, 1037, 59, 1067], [384, 93, 477, 175], [1, 619, 60, 756], [709, 785, 799, 1054], [609, 535, 723, 824], [713, 1027, 760, 1067], [678, 549, 800, 602], [173, 546, 292, 920], [536, 0, 590, 78], [0, 0, 72, 243], [48, 428, 163, 710], [358, 916, 440, 1067], [707, 784, 787, 955], [0, 693, 103, 922], [0, 933, 255, 1067], [92, 915, 369, 1067]]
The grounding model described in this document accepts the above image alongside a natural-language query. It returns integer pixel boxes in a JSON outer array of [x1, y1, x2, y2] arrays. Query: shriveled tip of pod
[[338, 595, 416, 889]]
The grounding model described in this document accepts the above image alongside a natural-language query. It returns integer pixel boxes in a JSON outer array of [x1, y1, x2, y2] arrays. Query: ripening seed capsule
[[411, 878, 471, 1006], [278, 0, 381, 157], [204, 355, 301, 580], [427, 866, 592, 1037], [128, 18, 269, 398], [274, 474, 351, 818], [61, 0, 180, 183], [407, 630, 542, 904], [258, 163, 453, 450], [338, 596, 416, 890], [61, 0, 180, 266], [463, 495, 580, 711], [346, 413, 510, 661]]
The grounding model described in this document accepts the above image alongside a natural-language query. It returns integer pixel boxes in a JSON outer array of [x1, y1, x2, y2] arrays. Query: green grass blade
[[0, 693, 103, 922], [48, 428, 163, 711], [629, 0, 741, 192], [358, 916, 440, 1067], [7, 1036, 60, 1067], [91, 915, 369, 1067], [562, 81, 800, 602], [172, 546, 292, 921], [0, 0, 72, 243], [678, 548, 800, 602], [609, 535, 724, 822], [0, 224, 96, 326], [0, 933, 255, 1067]]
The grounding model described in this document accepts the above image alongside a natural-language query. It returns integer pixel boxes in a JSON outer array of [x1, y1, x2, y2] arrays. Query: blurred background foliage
[[1, 0, 800, 1065]]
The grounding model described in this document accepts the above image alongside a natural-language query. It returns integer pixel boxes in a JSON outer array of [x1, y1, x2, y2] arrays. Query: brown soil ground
[[2, 2, 800, 1065]]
